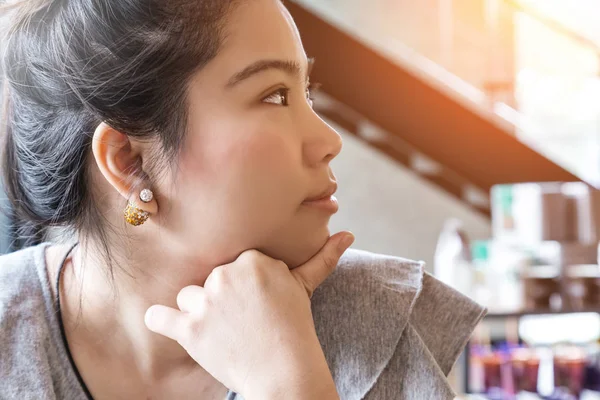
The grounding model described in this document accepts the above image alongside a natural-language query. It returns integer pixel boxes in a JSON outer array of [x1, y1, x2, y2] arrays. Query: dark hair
[[0, 0, 237, 267]]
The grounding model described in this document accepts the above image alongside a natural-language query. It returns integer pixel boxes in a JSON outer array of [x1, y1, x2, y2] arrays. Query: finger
[[291, 231, 355, 298], [177, 285, 206, 314], [144, 304, 189, 342]]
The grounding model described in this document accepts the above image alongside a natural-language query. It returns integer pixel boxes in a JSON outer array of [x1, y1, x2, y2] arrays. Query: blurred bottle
[[553, 345, 587, 397], [471, 240, 492, 306], [471, 239, 527, 311], [584, 343, 600, 392], [510, 346, 541, 394], [434, 219, 473, 296]]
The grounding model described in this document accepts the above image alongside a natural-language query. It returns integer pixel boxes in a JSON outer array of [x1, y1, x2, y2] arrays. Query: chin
[[260, 224, 331, 269], [281, 230, 331, 269]]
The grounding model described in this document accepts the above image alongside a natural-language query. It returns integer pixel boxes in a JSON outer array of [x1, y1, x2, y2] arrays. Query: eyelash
[[263, 82, 320, 107]]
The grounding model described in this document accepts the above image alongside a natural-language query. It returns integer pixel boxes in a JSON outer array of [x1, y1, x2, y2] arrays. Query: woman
[[0, 0, 486, 399]]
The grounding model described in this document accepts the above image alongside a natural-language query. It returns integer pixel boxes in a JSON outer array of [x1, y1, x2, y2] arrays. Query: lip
[[302, 195, 339, 213], [304, 182, 338, 202], [302, 182, 339, 213]]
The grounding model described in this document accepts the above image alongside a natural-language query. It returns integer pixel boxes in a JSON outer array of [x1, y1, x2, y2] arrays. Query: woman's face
[[166, 0, 343, 268]]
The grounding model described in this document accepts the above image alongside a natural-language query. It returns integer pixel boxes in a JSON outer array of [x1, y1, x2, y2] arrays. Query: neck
[[60, 238, 218, 382]]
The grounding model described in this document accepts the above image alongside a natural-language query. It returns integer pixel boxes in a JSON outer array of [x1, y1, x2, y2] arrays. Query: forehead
[[216, 0, 307, 73]]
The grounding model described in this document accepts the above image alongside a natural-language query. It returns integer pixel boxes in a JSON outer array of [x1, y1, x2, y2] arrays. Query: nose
[[302, 114, 343, 167]]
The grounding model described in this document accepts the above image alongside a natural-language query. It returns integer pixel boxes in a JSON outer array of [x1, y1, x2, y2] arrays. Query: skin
[[45, 0, 352, 399]]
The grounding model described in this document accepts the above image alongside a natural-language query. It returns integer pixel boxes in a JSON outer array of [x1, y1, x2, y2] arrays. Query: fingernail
[[338, 233, 355, 252]]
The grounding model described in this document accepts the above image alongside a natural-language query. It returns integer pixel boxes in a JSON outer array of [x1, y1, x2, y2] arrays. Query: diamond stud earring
[[139, 188, 153, 203]]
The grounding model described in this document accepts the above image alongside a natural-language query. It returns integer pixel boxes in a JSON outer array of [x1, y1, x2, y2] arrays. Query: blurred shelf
[[484, 308, 600, 319], [459, 390, 600, 399]]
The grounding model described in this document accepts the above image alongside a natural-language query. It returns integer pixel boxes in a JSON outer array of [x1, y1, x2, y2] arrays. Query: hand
[[144, 231, 355, 399]]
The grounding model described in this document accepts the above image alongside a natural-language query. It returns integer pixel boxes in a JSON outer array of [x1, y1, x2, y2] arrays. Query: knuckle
[[177, 284, 195, 298], [176, 289, 186, 308], [177, 285, 202, 312], [270, 260, 291, 280], [212, 265, 228, 280], [237, 250, 270, 277], [205, 265, 228, 290], [237, 249, 262, 265]]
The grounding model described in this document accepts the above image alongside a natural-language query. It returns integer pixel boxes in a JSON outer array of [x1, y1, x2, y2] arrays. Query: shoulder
[[0, 242, 51, 336], [311, 248, 486, 399], [0, 243, 58, 397], [0, 242, 69, 312], [0, 243, 48, 310]]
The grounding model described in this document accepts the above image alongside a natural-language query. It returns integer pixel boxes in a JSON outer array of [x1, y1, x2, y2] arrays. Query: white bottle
[[434, 219, 473, 296]]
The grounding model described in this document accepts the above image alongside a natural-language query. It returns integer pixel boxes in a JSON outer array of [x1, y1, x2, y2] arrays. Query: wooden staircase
[[285, 0, 583, 217]]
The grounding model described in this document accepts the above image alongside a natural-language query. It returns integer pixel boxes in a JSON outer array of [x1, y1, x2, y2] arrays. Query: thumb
[[292, 231, 355, 298]]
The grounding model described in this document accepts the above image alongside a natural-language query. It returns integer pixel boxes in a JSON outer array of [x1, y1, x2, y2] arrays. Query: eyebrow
[[226, 59, 311, 88]]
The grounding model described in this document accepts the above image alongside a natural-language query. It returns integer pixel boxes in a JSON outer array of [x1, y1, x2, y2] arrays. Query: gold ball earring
[[124, 189, 153, 226]]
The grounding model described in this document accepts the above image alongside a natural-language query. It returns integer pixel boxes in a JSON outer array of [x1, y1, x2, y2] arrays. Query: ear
[[91, 122, 158, 214]]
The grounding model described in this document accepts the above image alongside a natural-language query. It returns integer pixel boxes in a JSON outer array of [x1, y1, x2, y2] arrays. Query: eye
[[263, 88, 289, 106]]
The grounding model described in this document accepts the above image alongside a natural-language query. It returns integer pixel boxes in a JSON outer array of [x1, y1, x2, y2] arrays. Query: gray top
[[0, 242, 486, 399]]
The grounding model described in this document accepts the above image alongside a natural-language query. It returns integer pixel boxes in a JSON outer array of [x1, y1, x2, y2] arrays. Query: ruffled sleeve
[[409, 273, 487, 375], [310, 249, 486, 400]]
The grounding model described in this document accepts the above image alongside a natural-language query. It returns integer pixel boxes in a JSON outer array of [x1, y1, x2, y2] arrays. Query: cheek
[[188, 115, 297, 178], [217, 128, 300, 204], [179, 120, 303, 229]]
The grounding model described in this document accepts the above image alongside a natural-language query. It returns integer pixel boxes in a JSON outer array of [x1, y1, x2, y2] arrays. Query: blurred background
[[283, 0, 600, 398], [2, 0, 600, 398]]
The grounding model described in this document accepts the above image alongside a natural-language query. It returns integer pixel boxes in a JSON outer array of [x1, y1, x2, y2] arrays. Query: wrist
[[242, 349, 338, 400], [245, 375, 338, 400]]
